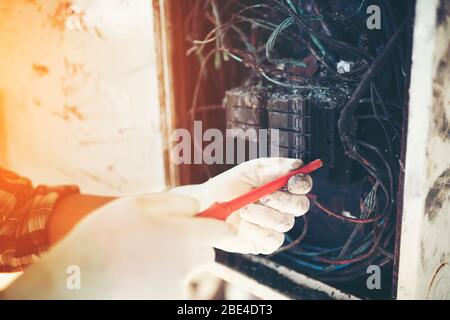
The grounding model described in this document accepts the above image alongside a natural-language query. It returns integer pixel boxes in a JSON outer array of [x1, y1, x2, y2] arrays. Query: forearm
[[4, 194, 117, 299], [48, 194, 115, 245], [2, 231, 105, 300]]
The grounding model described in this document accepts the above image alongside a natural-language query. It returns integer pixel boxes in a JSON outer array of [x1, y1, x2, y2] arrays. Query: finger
[[214, 232, 260, 255], [239, 203, 295, 232], [219, 213, 278, 254], [260, 191, 310, 217], [222, 212, 260, 254], [239, 220, 285, 254], [237, 157, 304, 187], [287, 174, 313, 195]]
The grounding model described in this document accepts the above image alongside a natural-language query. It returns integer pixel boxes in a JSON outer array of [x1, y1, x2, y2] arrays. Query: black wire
[[370, 83, 393, 156], [190, 0, 410, 281], [272, 0, 374, 62]]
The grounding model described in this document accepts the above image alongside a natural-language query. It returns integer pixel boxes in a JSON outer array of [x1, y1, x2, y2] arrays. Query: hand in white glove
[[171, 157, 313, 255], [3, 158, 312, 299], [3, 193, 234, 300]]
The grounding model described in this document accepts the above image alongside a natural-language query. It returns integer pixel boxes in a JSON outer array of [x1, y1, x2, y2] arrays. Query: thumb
[[133, 193, 200, 217]]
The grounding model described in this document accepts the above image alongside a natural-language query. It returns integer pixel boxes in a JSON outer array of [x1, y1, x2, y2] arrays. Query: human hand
[[4, 193, 234, 299], [171, 157, 313, 255]]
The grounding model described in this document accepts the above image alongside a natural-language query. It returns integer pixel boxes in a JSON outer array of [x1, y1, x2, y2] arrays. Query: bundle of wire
[[186, 0, 413, 282]]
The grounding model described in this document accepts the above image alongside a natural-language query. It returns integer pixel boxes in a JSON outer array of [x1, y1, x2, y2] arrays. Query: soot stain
[[425, 166, 450, 222], [436, 0, 450, 28], [432, 44, 450, 142]]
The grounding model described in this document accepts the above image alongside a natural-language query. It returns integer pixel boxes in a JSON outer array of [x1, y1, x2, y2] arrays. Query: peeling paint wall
[[0, 90, 6, 166], [0, 0, 165, 195], [398, 0, 450, 300]]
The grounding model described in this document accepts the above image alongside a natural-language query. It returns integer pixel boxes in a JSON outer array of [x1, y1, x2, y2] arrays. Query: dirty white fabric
[[3, 158, 313, 299], [171, 157, 313, 255], [3, 194, 234, 299]]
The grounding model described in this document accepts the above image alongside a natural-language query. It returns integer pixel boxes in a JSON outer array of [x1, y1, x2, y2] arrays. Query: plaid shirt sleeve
[[0, 167, 79, 272]]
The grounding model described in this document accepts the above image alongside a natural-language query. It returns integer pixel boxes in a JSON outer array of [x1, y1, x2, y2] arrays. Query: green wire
[[286, 0, 298, 13], [285, 0, 328, 59], [260, 70, 325, 89], [266, 17, 307, 67]]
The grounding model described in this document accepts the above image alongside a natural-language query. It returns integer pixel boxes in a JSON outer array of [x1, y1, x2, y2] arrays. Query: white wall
[[398, 0, 450, 299], [0, 0, 166, 196]]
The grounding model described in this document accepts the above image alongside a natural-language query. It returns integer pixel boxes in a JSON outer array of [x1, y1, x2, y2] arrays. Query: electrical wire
[[187, 0, 411, 283]]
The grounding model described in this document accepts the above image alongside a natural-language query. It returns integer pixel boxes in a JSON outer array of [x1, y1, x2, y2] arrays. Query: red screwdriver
[[197, 159, 323, 220]]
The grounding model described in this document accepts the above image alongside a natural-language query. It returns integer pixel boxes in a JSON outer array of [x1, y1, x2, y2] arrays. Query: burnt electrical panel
[[225, 84, 348, 165], [187, 0, 415, 299]]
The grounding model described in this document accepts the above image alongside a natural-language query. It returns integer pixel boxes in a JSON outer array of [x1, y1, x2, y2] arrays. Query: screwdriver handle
[[196, 159, 323, 220]]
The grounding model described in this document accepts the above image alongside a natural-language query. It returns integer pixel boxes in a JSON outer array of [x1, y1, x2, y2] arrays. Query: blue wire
[[280, 254, 352, 271]]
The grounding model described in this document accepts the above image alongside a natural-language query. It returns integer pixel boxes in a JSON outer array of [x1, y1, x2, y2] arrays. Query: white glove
[[171, 157, 313, 255], [3, 193, 234, 300], [3, 158, 313, 299]]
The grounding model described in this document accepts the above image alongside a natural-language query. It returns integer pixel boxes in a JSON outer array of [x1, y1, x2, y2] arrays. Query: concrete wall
[[0, 0, 166, 196]]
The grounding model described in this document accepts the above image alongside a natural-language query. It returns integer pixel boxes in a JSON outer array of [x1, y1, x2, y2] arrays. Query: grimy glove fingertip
[[287, 174, 313, 195]]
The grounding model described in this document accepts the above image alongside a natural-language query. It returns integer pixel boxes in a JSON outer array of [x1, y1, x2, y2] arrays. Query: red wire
[[313, 198, 385, 224]]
